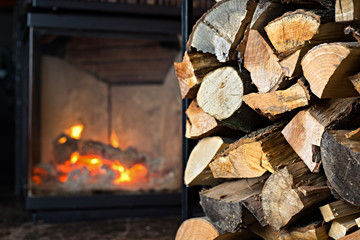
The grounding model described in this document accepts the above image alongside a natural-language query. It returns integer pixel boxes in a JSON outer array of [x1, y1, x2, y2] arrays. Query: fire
[[66, 124, 84, 140], [32, 124, 149, 189], [110, 131, 120, 148]]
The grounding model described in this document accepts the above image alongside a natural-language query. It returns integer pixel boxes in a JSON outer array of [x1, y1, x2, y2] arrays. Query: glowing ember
[[70, 152, 80, 164], [110, 131, 120, 148], [58, 137, 67, 144], [66, 124, 84, 140]]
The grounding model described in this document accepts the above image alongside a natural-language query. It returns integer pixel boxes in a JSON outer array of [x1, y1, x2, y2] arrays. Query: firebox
[[15, 0, 211, 222]]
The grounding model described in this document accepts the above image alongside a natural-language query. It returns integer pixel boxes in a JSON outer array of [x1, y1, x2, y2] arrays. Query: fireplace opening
[[29, 34, 182, 198]]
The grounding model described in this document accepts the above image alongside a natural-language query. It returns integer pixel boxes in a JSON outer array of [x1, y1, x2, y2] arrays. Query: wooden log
[[187, 0, 257, 62], [265, 10, 321, 55], [210, 121, 298, 178], [345, 26, 360, 44], [262, 161, 331, 231], [244, 29, 284, 93], [175, 217, 220, 240], [196, 66, 244, 121], [282, 97, 360, 172], [345, 127, 360, 139], [301, 42, 360, 99], [196, 67, 268, 132], [339, 229, 360, 240], [185, 99, 222, 139], [174, 51, 223, 99], [335, 0, 360, 22], [321, 130, 360, 206], [349, 72, 360, 94], [242, 79, 310, 120], [320, 200, 360, 222], [184, 136, 232, 186], [356, 217, 360, 227], [279, 50, 301, 78], [250, 220, 330, 240], [328, 214, 360, 240], [242, 194, 268, 227], [199, 174, 269, 232]]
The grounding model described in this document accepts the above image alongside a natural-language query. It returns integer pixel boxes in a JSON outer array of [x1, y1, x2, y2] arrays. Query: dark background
[[0, 2, 15, 195]]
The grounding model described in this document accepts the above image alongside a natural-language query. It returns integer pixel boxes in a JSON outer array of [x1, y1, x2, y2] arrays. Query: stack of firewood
[[174, 0, 360, 239]]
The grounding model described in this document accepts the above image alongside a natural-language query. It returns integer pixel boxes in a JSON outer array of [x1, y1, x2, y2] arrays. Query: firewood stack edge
[[174, 0, 360, 239]]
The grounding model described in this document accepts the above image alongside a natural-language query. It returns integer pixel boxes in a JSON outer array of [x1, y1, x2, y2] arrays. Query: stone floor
[[0, 192, 181, 240]]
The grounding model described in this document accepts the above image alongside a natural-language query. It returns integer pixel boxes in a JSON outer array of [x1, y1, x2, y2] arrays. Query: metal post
[[181, 0, 193, 222]]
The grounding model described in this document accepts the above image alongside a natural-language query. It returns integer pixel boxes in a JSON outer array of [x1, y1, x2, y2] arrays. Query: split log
[[321, 130, 360, 206], [196, 66, 268, 132], [349, 72, 360, 94], [174, 52, 223, 99], [250, 220, 330, 240], [320, 200, 360, 222], [175, 217, 220, 240], [301, 42, 360, 99], [328, 214, 360, 240], [199, 174, 269, 232], [210, 121, 298, 178], [356, 217, 360, 227], [264, 10, 321, 56], [335, 0, 360, 22], [243, 79, 310, 120], [185, 99, 222, 139], [187, 0, 257, 62], [345, 127, 360, 139], [184, 136, 232, 186], [279, 50, 301, 78], [345, 26, 360, 44], [175, 217, 261, 240], [242, 193, 268, 227], [282, 97, 360, 172], [262, 161, 331, 231], [339, 229, 360, 240], [244, 29, 284, 93]]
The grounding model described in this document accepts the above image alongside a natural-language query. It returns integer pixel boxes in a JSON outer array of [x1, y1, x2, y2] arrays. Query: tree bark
[[199, 174, 269, 232], [321, 130, 360, 206]]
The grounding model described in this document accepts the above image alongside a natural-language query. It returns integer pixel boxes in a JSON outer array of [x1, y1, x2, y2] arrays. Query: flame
[[70, 152, 80, 164], [66, 124, 84, 139], [111, 131, 120, 148], [58, 137, 67, 144]]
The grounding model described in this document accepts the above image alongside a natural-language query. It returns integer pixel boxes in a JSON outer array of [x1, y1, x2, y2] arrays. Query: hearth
[[14, 0, 213, 222]]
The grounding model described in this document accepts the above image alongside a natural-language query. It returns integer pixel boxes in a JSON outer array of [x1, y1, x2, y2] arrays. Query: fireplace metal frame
[[15, 2, 197, 222]]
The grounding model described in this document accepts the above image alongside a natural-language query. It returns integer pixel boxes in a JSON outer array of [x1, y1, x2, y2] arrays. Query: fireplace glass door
[[29, 32, 182, 197]]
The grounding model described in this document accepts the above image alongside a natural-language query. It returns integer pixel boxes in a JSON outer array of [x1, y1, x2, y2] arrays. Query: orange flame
[[66, 124, 84, 139], [58, 137, 67, 144], [110, 131, 120, 148], [70, 152, 80, 164]]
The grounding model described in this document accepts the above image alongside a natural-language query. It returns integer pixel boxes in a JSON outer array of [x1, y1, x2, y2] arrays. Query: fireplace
[[14, 0, 213, 222]]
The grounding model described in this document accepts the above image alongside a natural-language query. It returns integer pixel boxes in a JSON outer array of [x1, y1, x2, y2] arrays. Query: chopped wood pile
[[174, 0, 360, 239]]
